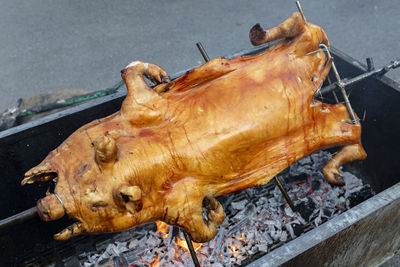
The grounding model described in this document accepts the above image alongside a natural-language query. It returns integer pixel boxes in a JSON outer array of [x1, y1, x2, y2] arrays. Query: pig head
[[21, 13, 366, 243]]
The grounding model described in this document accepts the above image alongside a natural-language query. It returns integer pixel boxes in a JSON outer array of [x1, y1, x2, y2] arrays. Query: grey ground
[[0, 0, 399, 112], [0, 0, 399, 265]]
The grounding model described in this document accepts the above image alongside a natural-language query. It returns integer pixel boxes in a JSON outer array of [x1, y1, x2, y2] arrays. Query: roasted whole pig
[[21, 13, 366, 242]]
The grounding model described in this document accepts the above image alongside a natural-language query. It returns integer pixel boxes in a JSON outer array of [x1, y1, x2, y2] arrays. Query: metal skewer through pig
[[21, 13, 366, 242]]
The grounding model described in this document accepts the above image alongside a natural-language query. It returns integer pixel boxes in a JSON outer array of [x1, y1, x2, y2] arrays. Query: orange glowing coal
[[236, 232, 247, 243], [176, 236, 203, 252], [229, 245, 240, 257], [150, 254, 160, 267], [155, 221, 169, 238]]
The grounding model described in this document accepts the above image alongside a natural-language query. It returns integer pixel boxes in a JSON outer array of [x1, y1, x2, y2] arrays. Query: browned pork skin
[[21, 13, 366, 242]]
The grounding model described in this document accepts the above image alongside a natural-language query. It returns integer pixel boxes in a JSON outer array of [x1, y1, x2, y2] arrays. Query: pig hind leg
[[322, 143, 367, 185], [249, 12, 305, 46]]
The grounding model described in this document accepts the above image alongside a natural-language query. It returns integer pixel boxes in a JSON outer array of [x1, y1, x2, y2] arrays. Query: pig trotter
[[53, 222, 85, 240], [121, 61, 169, 126], [249, 12, 305, 46], [203, 196, 225, 226], [249, 23, 267, 46], [184, 197, 224, 243], [322, 143, 367, 185]]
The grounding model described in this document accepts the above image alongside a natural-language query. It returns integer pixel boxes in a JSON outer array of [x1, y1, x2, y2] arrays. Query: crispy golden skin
[[22, 13, 366, 242]]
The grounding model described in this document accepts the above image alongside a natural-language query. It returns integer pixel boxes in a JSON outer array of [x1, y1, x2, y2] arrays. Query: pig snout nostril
[[36, 194, 66, 221]]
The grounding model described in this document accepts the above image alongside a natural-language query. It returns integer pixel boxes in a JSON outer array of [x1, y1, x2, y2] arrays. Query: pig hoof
[[145, 63, 170, 85], [322, 166, 345, 186], [203, 196, 225, 226], [249, 23, 266, 46]]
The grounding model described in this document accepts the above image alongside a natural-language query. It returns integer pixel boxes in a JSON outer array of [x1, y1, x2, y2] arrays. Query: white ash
[[81, 151, 374, 267]]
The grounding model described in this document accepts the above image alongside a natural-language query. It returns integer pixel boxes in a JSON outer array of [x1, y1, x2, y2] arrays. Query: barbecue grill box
[[0, 46, 399, 266]]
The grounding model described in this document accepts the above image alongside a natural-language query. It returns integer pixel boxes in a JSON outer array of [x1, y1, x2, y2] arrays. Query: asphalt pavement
[[0, 0, 399, 112]]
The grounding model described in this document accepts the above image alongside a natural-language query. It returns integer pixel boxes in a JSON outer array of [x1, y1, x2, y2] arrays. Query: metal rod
[[296, 1, 307, 22], [318, 44, 358, 124], [183, 230, 201, 267], [315, 57, 400, 97], [196, 42, 210, 62], [327, 76, 339, 103], [274, 176, 296, 212], [0, 206, 38, 231], [366, 57, 375, 71]]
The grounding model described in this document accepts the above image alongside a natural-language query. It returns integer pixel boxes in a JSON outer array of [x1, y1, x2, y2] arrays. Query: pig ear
[[114, 185, 143, 213], [94, 133, 118, 164]]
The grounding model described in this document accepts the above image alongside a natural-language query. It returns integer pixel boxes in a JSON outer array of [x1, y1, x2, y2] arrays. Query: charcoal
[[311, 179, 321, 191], [347, 185, 375, 208], [343, 171, 363, 191], [112, 255, 129, 267], [279, 231, 288, 242], [257, 243, 269, 252], [322, 208, 332, 218], [336, 196, 346, 211], [166, 247, 175, 261], [230, 199, 248, 211], [298, 156, 312, 165], [286, 223, 295, 238], [97, 257, 113, 267], [249, 245, 258, 255], [292, 223, 305, 236], [311, 151, 330, 169], [285, 173, 309, 185], [145, 234, 161, 247], [63, 256, 80, 267], [296, 197, 317, 222]]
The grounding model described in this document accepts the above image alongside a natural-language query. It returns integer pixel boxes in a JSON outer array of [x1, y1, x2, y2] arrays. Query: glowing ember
[[176, 236, 203, 252], [229, 245, 240, 257], [155, 221, 169, 238], [236, 232, 247, 243], [150, 254, 160, 267]]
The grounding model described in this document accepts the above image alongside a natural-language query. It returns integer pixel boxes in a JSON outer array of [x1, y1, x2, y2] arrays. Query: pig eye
[[78, 164, 88, 175], [91, 201, 108, 211]]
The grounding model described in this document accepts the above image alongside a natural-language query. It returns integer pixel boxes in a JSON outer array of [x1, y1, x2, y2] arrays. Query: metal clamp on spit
[[314, 48, 400, 118]]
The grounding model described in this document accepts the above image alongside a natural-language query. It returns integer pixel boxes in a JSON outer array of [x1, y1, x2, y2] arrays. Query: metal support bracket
[[318, 43, 358, 124]]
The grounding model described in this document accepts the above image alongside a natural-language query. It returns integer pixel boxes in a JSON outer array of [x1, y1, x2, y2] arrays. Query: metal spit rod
[[183, 231, 201, 267], [0, 206, 37, 231], [296, 1, 307, 22], [319, 43, 358, 124], [316, 57, 400, 97], [274, 177, 297, 212], [196, 42, 210, 62]]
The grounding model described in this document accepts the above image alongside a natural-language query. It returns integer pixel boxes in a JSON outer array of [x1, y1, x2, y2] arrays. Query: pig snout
[[37, 194, 65, 221]]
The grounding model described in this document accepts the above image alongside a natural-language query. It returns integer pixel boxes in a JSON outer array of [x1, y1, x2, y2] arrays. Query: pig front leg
[[179, 196, 225, 243], [163, 180, 225, 243], [322, 143, 367, 185], [120, 61, 170, 126]]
